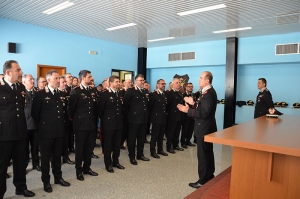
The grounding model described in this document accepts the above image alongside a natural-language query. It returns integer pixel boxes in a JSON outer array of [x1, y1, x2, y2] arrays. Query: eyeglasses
[[66, 76, 73, 79], [159, 83, 166, 85]]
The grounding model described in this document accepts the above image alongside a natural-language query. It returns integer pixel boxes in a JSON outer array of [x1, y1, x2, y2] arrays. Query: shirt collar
[[47, 85, 56, 93], [4, 78, 13, 87], [81, 84, 88, 90], [201, 85, 212, 94], [110, 87, 117, 93], [157, 89, 163, 94], [260, 87, 266, 92]]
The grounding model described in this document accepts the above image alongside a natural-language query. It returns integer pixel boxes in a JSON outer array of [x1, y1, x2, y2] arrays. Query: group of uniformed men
[[0, 60, 202, 198]]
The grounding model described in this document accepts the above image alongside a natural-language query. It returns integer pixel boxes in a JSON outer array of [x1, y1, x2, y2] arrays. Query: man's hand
[[184, 96, 195, 106], [268, 108, 275, 114], [177, 103, 189, 113]]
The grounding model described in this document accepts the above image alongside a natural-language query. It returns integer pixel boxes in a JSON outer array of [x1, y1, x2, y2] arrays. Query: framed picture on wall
[[124, 73, 132, 80]]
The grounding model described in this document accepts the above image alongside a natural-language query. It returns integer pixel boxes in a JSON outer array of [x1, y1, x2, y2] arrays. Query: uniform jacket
[[97, 89, 123, 130], [31, 86, 65, 138], [68, 85, 96, 131], [0, 79, 27, 141], [24, 87, 37, 130], [187, 87, 217, 138], [165, 89, 184, 122], [123, 86, 149, 124], [119, 88, 128, 119], [254, 88, 274, 119], [148, 90, 167, 124], [58, 88, 71, 130]]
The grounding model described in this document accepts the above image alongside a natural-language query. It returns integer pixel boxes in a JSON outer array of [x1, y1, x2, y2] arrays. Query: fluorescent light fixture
[[213, 27, 252, 33], [148, 37, 175, 42], [177, 4, 226, 16], [43, 1, 74, 15], [106, 23, 137, 31]]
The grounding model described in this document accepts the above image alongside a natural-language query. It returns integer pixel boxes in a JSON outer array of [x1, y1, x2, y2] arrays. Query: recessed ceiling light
[[106, 23, 137, 31], [43, 1, 74, 15], [213, 27, 252, 33], [177, 4, 226, 16], [148, 37, 175, 42]]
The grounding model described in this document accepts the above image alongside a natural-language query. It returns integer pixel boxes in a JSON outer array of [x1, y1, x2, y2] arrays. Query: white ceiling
[[1, 0, 300, 48]]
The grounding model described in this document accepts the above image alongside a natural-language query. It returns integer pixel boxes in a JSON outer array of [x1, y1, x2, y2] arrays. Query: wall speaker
[[8, 42, 16, 53]]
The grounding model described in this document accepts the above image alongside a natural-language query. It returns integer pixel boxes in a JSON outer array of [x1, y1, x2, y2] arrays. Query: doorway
[[111, 69, 134, 83], [37, 64, 66, 78]]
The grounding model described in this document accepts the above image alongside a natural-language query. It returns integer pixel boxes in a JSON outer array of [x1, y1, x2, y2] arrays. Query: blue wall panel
[[0, 18, 137, 85]]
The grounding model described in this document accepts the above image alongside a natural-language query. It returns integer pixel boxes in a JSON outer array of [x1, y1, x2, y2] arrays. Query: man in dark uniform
[[0, 60, 35, 198], [68, 70, 98, 181], [64, 73, 75, 153], [90, 80, 100, 159], [119, 79, 132, 150], [181, 83, 196, 148], [98, 75, 125, 173], [165, 78, 184, 153], [143, 81, 151, 143], [123, 74, 150, 165], [22, 74, 41, 171], [36, 76, 47, 91], [178, 71, 217, 189], [254, 78, 274, 118], [58, 76, 75, 165], [148, 79, 168, 159], [32, 70, 70, 193]]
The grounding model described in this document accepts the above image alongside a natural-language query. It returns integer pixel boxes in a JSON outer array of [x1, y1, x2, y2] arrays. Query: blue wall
[[147, 32, 300, 128], [0, 18, 138, 85]]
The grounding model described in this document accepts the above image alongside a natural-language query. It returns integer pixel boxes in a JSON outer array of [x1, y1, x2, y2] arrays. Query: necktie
[[29, 90, 33, 96], [115, 91, 118, 97], [53, 89, 57, 96], [12, 84, 16, 91]]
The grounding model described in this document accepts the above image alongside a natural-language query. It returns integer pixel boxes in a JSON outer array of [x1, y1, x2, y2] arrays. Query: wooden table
[[205, 115, 300, 199]]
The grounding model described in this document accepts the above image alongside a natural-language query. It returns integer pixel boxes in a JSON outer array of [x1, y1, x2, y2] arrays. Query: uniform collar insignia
[[45, 96, 50, 100], [45, 86, 49, 93], [0, 78, 5, 86], [80, 84, 84, 90]]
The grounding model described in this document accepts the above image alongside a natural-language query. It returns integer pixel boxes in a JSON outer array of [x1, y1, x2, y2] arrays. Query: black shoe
[[189, 182, 203, 189], [174, 146, 184, 151], [105, 166, 114, 173], [94, 143, 101, 148], [137, 156, 150, 161], [120, 145, 126, 150], [91, 154, 99, 159], [43, 183, 53, 193], [144, 139, 150, 144], [167, 148, 176, 154], [15, 189, 35, 197], [187, 142, 196, 146], [63, 157, 75, 165], [6, 173, 10, 179], [130, 158, 138, 165], [112, 163, 125, 169], [181, 144, 188, 149], [157, 151, 168, 156], [69, 148, 75, 153], [32, 165, 41, 171], [77, 173, 84, 181], [151, 152, 160, 159], [84, 169, 98, 176], [54, 178, 70, 187]]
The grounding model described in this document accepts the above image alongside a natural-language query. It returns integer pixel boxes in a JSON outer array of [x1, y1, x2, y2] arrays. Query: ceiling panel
[[0, 0, 299, 47]]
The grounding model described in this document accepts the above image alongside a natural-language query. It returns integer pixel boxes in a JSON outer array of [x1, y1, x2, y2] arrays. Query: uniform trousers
[[62, 126, 70, 159], [128, 123, 146, 159], [74, 130, 95, 174], [121, 118, 129, 146], [196, 136, 215, 184], [39, 137, 63, 183], [0, 139, 27, 198], [102, 129, 122, 167], [68, 123, 75, 151], [26, 129, 39, 167], [180, 118, 195, 145], [150, 123, 165, 153], [166, 120, 182, 149]]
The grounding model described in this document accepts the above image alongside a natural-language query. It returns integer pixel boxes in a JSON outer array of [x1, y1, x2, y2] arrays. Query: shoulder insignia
[[79, 84, 84, 90]]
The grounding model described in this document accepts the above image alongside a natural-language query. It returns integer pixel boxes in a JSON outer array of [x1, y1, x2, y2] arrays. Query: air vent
[[276, 43, 299, 55], [169, 26, 196, 37], [168, 52, 196, 61], [168, 53, 181, 61], [276, 11, 300, 25], [182, 52, 195, 60]]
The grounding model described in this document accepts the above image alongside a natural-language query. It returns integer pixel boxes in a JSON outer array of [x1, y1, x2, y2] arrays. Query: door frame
[[37, 64, 66, 77]]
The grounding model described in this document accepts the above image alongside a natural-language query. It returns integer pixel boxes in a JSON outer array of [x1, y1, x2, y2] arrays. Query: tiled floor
[[5, 137, 232, 199]]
